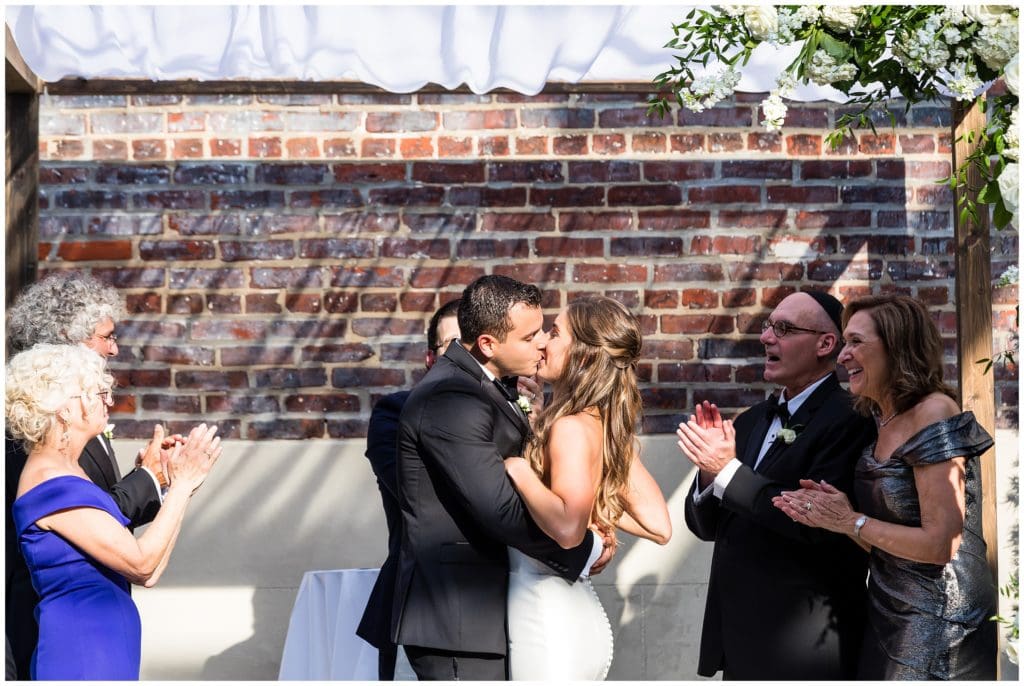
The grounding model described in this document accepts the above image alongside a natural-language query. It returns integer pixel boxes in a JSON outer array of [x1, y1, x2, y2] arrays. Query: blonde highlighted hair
[[5, 344, 113, 451], [524, 295, 643, 536]]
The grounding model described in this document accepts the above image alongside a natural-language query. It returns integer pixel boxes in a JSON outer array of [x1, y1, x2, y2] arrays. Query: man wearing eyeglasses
[[676, 291, 875, 680], [4, 273, 170, 680]]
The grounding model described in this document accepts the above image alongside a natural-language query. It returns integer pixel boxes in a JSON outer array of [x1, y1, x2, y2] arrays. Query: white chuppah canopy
[[6, 4, 846, 101]]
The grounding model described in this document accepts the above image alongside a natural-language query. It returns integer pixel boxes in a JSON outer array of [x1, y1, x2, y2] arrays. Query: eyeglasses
[[761, 319, 828, 338], [93, 332, 118, 343]]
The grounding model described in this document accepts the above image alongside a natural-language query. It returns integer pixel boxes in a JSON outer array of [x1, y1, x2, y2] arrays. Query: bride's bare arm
[[616, 452, 671, 544], [504, 415, 600, 549]]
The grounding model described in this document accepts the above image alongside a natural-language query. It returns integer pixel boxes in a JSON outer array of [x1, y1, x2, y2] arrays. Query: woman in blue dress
[[6, 343, 221, 680], [774, 294, 997, 679]]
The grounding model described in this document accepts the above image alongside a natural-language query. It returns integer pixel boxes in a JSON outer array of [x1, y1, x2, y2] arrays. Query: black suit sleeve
[[106, 469, 162, 528], [417, 385, 593, 570], [720, 414, 871, 544], [366, 393, 405, 504], [683, 479, 722, 542]]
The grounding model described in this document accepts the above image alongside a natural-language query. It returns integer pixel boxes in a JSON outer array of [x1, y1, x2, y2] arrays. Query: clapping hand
[[136, 425, 186, 488], [676, 401, 736, 487], [773, 479, 856, 534], [168, 424, 223, 494]]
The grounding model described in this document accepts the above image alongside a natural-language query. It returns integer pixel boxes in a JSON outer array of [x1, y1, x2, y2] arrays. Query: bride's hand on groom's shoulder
[[504, 456, 530, 479]]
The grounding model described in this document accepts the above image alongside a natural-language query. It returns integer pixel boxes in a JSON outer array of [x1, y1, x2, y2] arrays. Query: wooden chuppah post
[[950, 98, 999, 678]]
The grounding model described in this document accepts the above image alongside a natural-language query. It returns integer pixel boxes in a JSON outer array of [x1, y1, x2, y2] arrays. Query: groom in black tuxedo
[[393, 275, 601, 681], [679, 291, 874, 680]]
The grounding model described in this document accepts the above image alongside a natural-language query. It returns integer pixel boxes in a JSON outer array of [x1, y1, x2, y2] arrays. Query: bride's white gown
[[507, 547, 614, 680]]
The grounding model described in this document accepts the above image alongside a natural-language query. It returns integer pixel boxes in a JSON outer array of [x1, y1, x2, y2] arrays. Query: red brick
[[361, 138, 395, 157], [400, 292, 436, 312], [573, 263, 646, 283], [785, 134, 822, 156], [534, 237, 602, 258], [139, 240, 216, 261], [126, 369, 172, 387], [660, 315, 734, 335], [301, 344, 374, 363], [605, 290, 640, 309], [631, 132, 666, 152], [206, 395, 279, 413], [858, 134, 895, 154], [915, 185, 953, 205], [876, 160, 951, 180], [531, 187, 603, 207], [323, 137, 357, 157], [126, 292, 162, 314], [175, 371, 248, 390], [690, 235, 761, 255], [450, 187, 525, 207], [456, 239, 530, 259], [253, 368, 328, 388], [413, 162, 485, 183], [439, 136, 473, 156], [569, 161, 640, 183], [287, 137, 320, 158], [443, 110, 516, 129], [479, 136, 509, 156], [92, 140, 127, 160], [210, 138, 241, 156], [57, 240, 132, 261], [611, 237, 682, 256], [723, 288, 757, 308], [285, 294, 322, 313], [482, 212, 555, 232], [644, 290, 678, 309], [369, 187, 445, 206], [191, 320, 268, 340], [333, 368, 406, 388], [643, 161, 715, 182], [132, 139, 166, 160], [608, 184, 681, 206], [285, 394, 360, 413], [689, 186, 760, 204], [247, 420, 325, 440], [331, 266, 406, 288], [637, 210, 709, 230], [898, 134, 936, 154], [669, 133, 704, 153], [367, 112, 437, 133], [558, 211, 634, 232], [38, 243, 53, 260], [729, 262, 805, 282], [640, 339, 694, 360], [494, 263, 567, 284], [246, 293, 282, 313], [748, 132, 782, 152], [141, 345, 215, 365], [167, 293, 204, 314], [409, 266, 486, 288], [719, 210, 788, 228], [250, 267, 323, 289], [680, 289, 719, 308], [401, 137, 434, 158], [808, 259, 883, 281], [141, 395, 202, 413], [332, 163, 406, 183], [219, 347, 295, 365], [653, 263, 724, 283], [359, 293, 398, 312], [800, 160, 872, 179], [553, 135, 588, 155], [795, 210, 872, 229], [659, 362, 733, 382], [766, 186, 837, 204], [514, 136, 547, 155], [172, 139, 204, 158], [760, 286, 797, 307], [708, 132, 743, 152], [249, 137, 282, 158]]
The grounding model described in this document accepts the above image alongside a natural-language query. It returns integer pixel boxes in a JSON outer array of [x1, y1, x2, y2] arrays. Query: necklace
[[878, 410, 899, 427]]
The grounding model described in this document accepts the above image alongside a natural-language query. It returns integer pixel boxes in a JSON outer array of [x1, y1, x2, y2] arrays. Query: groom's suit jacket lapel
[[444, 343, 530, 436], [79, 435, 120, 489], [755, 374, 840, 475]]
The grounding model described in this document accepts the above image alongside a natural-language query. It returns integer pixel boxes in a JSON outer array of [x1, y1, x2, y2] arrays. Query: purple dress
[[12, 475, 141, 679]]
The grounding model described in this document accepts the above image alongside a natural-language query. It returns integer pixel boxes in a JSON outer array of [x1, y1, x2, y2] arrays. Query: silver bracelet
[[853, 514, 869, 538]]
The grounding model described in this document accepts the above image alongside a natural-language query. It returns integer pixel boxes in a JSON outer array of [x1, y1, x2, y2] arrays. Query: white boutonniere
[[516, 395, 533, 415], [103, 423, 115, 440], [777, 423, 803, 444]]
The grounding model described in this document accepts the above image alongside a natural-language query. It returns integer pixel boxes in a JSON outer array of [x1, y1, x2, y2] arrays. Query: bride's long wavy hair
[[524, 295, 643, 536]]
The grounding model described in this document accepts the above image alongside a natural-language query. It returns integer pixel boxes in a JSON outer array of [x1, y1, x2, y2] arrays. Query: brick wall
[[35, 89, 1019, 439]]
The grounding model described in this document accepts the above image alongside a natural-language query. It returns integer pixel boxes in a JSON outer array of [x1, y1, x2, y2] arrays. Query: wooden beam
[[951, 98, 999, 677], [5, 25, 40, 94]]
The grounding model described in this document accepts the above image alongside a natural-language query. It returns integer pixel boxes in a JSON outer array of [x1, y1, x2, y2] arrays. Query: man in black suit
[[677, 291, 874, 680], [393, 275, 604, 681], [356, 297, 461, 680], [5, 273, 168, 680]]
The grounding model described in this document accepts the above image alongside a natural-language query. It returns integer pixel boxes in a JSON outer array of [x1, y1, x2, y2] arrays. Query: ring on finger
[[804, 501, 813, 512]]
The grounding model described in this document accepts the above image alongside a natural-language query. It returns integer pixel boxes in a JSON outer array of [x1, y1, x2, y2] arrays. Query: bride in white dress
[[503, 295, 672, 680]]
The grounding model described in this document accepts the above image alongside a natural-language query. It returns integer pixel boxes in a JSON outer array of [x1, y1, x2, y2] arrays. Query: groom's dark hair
[[459, 275, 541, 343]]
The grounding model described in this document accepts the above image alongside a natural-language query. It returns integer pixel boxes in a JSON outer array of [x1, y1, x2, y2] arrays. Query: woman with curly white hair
[[7, 344, 221, 679], [6, 273, 164, 680]]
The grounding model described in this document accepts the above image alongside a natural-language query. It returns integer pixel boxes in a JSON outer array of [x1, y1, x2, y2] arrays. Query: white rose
[[744, 6, 779, 41], [997, 162, 1019, 219], [1005, 54, 1019, 95], [965, 5, 1013, 26], [822, 5, 862, 31], [778, 428, 798, 444]]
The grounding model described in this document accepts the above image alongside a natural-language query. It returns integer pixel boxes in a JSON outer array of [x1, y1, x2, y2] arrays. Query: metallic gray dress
[[854, 412, 997, 680]]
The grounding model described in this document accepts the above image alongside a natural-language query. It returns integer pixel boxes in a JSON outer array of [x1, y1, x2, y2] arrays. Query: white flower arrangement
[[651, 4, 1020, 229], [777, 427, 798, 444], [516, 395, 533, 415], [103, 423, 115, 440]]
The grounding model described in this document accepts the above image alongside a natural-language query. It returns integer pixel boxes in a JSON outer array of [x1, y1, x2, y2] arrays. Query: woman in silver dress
[[774, 294, 997, 679]]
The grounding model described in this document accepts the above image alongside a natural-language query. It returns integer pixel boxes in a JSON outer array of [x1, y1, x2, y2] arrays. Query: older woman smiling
[[774, 294, 997, 680]]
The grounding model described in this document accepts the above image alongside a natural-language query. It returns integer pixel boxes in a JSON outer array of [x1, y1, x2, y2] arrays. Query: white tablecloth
[[278, 568, 383, 680]]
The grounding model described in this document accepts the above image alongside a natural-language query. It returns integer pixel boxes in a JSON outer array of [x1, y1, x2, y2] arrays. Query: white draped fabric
[[6, 5, 847, 101]]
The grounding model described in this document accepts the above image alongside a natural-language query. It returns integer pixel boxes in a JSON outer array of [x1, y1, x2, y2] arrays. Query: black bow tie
[[494, 376, 519, 402], [766, 398, 791, 425]]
